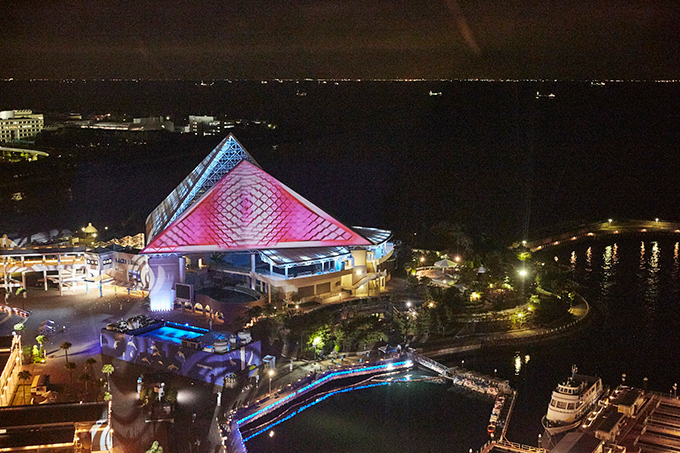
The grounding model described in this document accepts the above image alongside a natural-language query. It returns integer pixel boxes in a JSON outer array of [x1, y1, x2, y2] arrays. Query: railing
[[423, 295, 591, 357], [227, 359, 414, 453]]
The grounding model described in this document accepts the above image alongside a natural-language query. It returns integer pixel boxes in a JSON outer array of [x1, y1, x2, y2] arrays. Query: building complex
[[0, 110, 44, 143], [142, 134, 394, 311]]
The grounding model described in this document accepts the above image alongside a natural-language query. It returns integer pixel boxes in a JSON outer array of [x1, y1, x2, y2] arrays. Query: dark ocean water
[[1, 80, 679, 241]]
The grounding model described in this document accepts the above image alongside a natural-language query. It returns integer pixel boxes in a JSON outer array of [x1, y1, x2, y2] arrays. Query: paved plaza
[[1, 287, 229, 453]]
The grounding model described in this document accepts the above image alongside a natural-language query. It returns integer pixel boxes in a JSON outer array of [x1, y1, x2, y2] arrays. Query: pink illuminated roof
[[142, 161, 371, 254]]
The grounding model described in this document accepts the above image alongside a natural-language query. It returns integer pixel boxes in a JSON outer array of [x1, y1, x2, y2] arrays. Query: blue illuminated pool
[[139, 324, 206, 345]]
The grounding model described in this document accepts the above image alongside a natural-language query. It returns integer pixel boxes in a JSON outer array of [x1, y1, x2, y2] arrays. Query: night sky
[[1, 1, 678, 80]]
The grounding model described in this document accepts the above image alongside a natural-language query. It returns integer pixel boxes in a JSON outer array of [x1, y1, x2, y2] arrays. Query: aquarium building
[[142, 135, 393, 311]]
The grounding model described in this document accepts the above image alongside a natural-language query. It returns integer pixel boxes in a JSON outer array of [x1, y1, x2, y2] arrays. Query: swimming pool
[[139, 325, 205, 344]]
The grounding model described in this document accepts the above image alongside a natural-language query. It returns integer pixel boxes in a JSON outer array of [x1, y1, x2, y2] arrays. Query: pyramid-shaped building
[[145, 134, 260, 243], [142, 135, 394, 311]]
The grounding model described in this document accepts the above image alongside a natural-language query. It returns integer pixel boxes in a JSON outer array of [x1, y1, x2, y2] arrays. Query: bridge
[[0, 145, 49, 163], [0, 245, 88, 295], [526, 219, 680, 252]]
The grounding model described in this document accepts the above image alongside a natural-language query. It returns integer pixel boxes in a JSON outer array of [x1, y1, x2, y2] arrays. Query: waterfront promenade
[[420, 295, 590, 358], [526, 218, 680, 252]]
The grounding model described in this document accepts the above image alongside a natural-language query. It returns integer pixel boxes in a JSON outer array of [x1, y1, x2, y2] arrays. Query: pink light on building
[[142, 161, 370, 254]]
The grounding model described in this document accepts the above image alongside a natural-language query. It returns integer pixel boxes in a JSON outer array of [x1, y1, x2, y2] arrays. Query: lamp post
[[268, 369, 274, 393], [518, 268, 528, 299]]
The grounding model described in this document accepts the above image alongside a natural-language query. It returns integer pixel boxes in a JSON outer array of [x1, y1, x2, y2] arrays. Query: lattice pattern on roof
[[142, 161, 371, 254], [145, 134, 259, 243]]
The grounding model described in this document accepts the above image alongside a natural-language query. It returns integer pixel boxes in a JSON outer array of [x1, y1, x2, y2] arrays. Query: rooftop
[[0, 401, 107, 428], [143, 160, 370, 254], [551, 432, 602, 453], [612, 387, 643, 407], [0, 425, 75, 448]]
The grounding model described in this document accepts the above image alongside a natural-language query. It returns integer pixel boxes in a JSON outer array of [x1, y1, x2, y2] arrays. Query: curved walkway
[[421, 296, 590, 358], [527, 219, 680, 252]]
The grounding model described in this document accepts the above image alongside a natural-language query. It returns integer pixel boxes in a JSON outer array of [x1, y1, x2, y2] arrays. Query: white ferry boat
[[541, 365, 605, 436]]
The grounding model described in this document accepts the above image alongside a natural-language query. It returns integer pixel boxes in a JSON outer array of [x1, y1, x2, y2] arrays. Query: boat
[[535, 91, 556, 99], [541, 365, 605, 436]]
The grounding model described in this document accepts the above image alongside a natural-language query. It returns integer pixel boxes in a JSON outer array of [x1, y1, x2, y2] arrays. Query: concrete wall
[[148, 255, 183, 311]]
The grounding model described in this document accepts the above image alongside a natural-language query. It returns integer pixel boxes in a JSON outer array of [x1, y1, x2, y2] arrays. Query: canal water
[[247, 236, 680, 451], [245, 371, 493, 453]]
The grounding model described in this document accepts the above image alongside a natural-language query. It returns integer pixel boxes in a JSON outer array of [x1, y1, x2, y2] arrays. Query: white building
[[0, 110, 44, 142], [0, 335, 22, 407]]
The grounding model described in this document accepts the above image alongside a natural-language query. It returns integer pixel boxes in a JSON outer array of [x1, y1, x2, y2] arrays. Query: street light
[[268, 369, 274, 393], [518, 269, 528, 278]]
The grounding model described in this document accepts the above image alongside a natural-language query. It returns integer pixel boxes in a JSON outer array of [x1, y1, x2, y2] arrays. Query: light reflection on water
[[638, 241, 646, 275], [599, 244, 618, 322], [671, 243, 680, 295], [464, 238, 680, 447], [642, 242, 660, 344]]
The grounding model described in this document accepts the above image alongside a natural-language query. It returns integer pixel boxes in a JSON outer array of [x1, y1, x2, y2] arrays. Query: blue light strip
[[242, 381, 394, 442], [165, 321, 210, 333], [236, 360, 411, 427]]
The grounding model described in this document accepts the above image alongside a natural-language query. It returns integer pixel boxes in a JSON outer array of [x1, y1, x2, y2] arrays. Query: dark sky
[[1, 1, 678, 80]]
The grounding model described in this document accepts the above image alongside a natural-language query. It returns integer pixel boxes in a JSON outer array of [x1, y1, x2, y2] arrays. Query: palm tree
[[18, 370, 32, 404], [60, 342, 72, 365], [35, 335, 48, 359], [85, 357, 97, 370], [79, 372, 92, 392], [65, 362, 77, 385], [102, 364, 114, 391]]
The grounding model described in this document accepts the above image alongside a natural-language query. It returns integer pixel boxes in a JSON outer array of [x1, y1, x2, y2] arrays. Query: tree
[[85, 357, 97, 371], [247, 305, 263, 320], [146, 441, 164, 453], [79, 372, 92, 392], [65, 361, 77, 385], [102, 364, 114, 390], [60, 342, 72, 365], [35, 335, 48, 359], [262, 303, 277, 317], [431, 221, 472, 256], [18, 370, 32, 404]]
